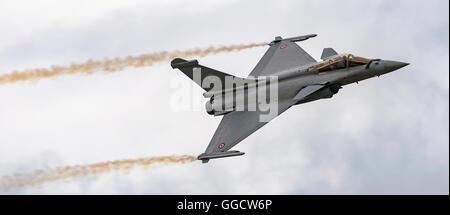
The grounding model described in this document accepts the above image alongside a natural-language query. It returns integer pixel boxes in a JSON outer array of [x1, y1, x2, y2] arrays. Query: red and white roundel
[[218, 142, 226, 149], [280, 43, 288, 49]]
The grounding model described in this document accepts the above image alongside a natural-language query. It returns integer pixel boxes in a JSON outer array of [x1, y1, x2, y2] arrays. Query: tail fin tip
[[320, 48, 339, 60]]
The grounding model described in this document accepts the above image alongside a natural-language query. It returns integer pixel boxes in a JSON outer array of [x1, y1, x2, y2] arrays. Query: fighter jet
[[171, 34, 408, 163]]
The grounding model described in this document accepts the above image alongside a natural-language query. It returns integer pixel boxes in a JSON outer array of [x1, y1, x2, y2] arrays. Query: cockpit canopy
[[309, 54, 371, 73]]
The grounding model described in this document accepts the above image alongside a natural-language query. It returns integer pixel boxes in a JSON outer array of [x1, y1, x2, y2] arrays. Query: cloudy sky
[[0, 0, 448, 194]]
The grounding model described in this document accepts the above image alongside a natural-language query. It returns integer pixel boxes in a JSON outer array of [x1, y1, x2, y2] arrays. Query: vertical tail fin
[[320, 48, 338, 60]]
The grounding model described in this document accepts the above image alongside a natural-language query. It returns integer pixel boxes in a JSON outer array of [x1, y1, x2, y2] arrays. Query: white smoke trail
[[0, 155, 196, 191], [0, 43, 266, 85]]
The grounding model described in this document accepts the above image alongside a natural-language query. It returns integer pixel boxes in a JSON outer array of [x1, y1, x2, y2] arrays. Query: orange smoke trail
[[0, 42, 266, 85], [0, 155, 196, 191]]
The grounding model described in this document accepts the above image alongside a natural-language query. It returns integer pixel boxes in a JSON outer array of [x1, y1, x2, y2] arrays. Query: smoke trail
[[0, 155, 196, 191], [0, 42, 266, 85]]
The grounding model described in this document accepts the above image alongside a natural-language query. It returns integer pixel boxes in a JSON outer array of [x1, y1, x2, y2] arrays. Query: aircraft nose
[[383, 60, 409, 72]]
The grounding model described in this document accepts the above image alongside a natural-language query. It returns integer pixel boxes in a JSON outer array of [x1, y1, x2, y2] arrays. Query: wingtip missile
[[270, 34, 317, 45], [197, 150, 245, 163], [288, 34, 317, 42]]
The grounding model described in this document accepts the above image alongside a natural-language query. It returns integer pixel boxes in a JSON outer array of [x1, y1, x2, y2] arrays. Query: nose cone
[[384, 60, 409, 72]]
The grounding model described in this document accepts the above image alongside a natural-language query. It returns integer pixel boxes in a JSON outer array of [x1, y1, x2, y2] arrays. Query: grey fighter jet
[[171, 34, 408, 163]]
